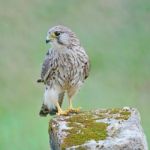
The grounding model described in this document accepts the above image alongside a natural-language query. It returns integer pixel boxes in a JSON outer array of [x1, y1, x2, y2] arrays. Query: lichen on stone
[[60, 108, 131, 149], [95, 108, 131, 121], [61, 112, 108, 149], [49, 108, 148, 150]]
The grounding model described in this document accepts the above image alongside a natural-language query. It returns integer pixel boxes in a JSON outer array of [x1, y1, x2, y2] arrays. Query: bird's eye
[[54, 31, 60, 36]]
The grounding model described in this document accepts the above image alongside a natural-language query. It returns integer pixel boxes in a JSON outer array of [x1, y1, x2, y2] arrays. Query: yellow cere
[[51, 32, 56, 38]]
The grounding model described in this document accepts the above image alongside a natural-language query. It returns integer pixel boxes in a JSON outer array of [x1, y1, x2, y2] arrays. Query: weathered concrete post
[[49, 107, 148, 150]]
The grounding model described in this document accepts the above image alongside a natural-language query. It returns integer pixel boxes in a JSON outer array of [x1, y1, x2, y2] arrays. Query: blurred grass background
[[0, 0, 150, 149]]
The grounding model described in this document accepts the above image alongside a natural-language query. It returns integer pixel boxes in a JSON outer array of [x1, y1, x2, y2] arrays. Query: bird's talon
[[56, 110, 68, 116], [67, 107, 81, 113]]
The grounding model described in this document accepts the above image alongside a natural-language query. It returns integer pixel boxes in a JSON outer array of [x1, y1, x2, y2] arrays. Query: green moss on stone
[[61, 113, 108, 149], [109, 108, 121, 114], [95, 108, 131, 121], [114, 111, 131, 120], [113, 109, 131, 120], [119, 110, 131, 116], [52, 108, 131, 149], [77, 146, 87, 150]]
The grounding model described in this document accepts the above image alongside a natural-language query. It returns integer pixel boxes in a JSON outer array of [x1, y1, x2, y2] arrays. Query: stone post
[[49, 107, 148, 150]]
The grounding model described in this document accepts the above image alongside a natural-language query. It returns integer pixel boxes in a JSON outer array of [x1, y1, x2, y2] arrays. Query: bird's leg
[[66, 98, 80, 113], [55, 101, 68, 116]]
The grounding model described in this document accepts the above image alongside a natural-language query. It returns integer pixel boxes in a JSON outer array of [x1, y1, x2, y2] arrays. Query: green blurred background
[[0, 0, 150, 149]]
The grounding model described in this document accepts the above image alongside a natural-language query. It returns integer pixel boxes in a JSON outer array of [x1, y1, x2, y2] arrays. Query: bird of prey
[[38, 25, 90, 116]]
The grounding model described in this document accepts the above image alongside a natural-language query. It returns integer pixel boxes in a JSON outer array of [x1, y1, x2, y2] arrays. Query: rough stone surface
[[49, 107, 148, 150]]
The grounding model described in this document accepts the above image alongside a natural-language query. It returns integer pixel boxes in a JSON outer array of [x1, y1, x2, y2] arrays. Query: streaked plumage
[[38, 25, 90, 116]]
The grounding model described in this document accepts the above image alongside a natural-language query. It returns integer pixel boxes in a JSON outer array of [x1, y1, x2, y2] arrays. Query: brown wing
[[40, 50, 56, 82], [84, 57, 90, 80]]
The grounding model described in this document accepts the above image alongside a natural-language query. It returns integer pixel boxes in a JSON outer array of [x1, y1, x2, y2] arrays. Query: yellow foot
[[56, 110, 68, 116], [66, 107, 81, 114]]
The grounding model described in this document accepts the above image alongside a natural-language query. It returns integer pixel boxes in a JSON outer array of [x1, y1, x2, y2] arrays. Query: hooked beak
[[46, 32, 56, 44], [46, 35, 51, 44], [46, 39, 50, 44]]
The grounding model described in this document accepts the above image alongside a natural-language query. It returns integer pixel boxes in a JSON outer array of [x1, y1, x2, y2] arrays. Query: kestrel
[[38, 25, 90, 116]]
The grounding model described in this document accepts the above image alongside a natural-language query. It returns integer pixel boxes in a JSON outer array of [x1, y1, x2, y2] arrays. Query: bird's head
[[46, 25, 80, 49]]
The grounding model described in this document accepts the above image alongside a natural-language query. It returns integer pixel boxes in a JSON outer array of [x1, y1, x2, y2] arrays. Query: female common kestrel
[[38, 25, 90, 116]]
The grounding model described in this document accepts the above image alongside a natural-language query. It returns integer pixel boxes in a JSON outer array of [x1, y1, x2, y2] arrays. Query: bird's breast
[[53, 53, 84, 89]]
